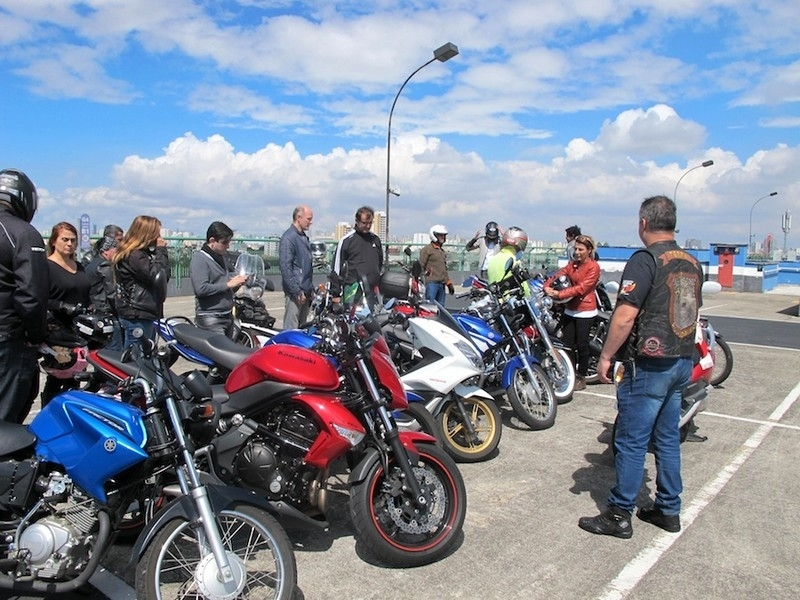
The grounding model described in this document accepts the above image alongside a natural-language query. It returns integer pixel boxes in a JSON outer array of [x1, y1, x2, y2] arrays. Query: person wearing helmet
[[190, 221, 248, 338], [0, 168, 49, 423], [466, 221, 505, 280], [330, 206, 383, 307], [486, 226, 528, 284], [419, 224, 454, 304], [544, 234, 600, 390]]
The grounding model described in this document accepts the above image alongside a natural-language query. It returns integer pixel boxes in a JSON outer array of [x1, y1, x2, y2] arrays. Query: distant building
[[334, 221, 351, 241]]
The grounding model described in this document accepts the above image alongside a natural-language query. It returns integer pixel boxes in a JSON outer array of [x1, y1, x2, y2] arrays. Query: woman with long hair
[[113, 215, 170, 347], [544, 234, 601, 390], [42, 221, 91, 405]]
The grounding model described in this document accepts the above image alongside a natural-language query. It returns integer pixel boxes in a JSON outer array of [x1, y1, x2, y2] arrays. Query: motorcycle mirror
[[403, 246, 412, 257], [503, 257, 514, 275], [605, 281, 620, 294], [411, 260, 423, 279], [701, 280, 722, 295]]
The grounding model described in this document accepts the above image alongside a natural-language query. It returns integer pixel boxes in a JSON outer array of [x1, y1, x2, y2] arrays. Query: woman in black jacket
[[113, 215, 170, 347]]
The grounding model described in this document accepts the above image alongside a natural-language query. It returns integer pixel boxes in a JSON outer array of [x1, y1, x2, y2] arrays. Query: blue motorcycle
[[0, 339, 296, 599]]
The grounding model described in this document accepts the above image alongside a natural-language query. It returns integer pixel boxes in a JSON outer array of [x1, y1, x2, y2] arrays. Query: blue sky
[[1, 0, 798, 249]]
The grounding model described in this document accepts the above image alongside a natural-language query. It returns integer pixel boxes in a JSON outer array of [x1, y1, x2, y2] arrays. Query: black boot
[[578, 506, 632, 539], [636, 506, 681, 532]]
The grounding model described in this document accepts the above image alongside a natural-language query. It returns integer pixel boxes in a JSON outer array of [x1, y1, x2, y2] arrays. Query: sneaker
[[578, 506, 632, 539], [636, 506, 681, 532], [574, 376, 587, 391]]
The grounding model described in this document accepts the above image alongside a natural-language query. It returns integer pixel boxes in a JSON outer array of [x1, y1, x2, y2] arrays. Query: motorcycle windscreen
[[29, 390, 149, 503], [226, 343, 340, 394]]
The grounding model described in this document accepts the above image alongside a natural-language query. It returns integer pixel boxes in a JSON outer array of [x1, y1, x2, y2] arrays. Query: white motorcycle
[[382, 300, 503, 463]]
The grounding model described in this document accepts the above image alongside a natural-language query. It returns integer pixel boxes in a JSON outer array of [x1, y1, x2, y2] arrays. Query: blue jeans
[[609, 356, 692, 515], [426, 282, 446, 305], [119, 317, 156, 348]]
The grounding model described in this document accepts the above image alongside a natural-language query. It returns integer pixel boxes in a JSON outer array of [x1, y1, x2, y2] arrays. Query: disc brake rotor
[[383, 466, 447, 534]]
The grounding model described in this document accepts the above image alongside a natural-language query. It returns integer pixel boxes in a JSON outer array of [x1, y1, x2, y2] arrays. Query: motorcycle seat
[[0, 421, 37, 456], [172, 323, 255, 370]]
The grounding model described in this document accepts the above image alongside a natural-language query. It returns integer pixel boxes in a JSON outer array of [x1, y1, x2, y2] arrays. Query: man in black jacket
[[0, 169, 49, 423], [330, 206, 383, 306]]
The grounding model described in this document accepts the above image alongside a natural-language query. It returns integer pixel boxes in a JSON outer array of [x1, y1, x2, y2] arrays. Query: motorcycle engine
[[234, 408, 320, 501], [11, 473, 97, 580]]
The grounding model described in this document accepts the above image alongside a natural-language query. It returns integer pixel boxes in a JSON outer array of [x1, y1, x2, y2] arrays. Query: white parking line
[[596, 379, 800, 600]]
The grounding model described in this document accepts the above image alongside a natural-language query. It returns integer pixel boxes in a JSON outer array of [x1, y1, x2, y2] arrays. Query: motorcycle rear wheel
[[437, 395, 502, 462], [507, 364, 557, 430], [710, 336, 733, 387], [136, 505, 296, 600], [349, 443, 467, 567]]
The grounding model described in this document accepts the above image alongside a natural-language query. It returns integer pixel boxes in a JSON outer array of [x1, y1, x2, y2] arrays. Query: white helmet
[[429, 224, 448, 242], [502, 226, 528, 252]]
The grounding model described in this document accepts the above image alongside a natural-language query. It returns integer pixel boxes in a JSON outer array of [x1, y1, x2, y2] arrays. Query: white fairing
[[400, 316, 483, 395]]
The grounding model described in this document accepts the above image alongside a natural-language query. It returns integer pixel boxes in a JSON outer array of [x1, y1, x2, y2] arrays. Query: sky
[[1, 0, 799, 250]]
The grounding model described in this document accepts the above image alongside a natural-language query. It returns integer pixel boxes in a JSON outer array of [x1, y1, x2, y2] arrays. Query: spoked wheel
[[507, 364, 557, 430], [394, 403, 443, 446], [136, 505, 297, 600], [235, 329, 259, 348], [710, 336, 733, 386], [438, 395, 502, 462], [548, 347, 576, 404], [349, 443, 467, 567]]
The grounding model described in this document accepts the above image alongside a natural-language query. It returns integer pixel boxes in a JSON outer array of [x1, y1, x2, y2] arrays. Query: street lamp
[[385, 42, 459, 260], [673, 159, 714, 204], [748, 191, 778, 256]]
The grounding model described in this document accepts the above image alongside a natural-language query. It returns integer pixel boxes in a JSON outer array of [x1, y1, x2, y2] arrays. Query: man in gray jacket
[[279, 206, 314, 329], [190, 221, 247, 338]]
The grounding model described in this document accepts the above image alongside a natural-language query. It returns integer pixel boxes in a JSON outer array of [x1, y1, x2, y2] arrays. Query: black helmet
[[0, 169, 38, 223], [551, 274, 572, 304], [485, 221, 499, 241]]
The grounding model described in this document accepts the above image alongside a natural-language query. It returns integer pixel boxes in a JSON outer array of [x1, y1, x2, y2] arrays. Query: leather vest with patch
[[631, 241, 702, 359]]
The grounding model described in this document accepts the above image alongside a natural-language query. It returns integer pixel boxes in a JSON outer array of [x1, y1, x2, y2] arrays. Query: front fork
[[498, 313, 544, 394], [355, 357, 427, 509]]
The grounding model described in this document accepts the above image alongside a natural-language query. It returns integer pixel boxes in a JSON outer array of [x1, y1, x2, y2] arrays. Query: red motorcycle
[[89, 307, 467, 568]]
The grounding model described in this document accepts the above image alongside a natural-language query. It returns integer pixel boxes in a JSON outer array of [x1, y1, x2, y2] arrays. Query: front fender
[[131, 484, 276, 562], [453, 382, 494, 400], [348, 431, 437, 485], [501, 354, 539, 390]]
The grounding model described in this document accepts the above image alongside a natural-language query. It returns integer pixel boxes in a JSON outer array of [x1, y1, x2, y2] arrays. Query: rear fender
[[501, 354, 540, 389]]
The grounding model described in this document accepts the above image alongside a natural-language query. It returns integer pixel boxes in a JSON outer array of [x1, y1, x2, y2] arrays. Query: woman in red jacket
[[544, 235, 600, 390]]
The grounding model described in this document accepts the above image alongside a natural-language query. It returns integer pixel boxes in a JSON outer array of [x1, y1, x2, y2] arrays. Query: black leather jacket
[[0, 206, 49, 343], [114, 246, 170, 320]]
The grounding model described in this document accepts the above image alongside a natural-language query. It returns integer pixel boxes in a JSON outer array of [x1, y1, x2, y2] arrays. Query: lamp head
[[434, 42, 459, 62]]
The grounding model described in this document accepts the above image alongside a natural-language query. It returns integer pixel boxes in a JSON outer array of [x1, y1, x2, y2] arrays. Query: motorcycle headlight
[[454, 340, 483, 370]]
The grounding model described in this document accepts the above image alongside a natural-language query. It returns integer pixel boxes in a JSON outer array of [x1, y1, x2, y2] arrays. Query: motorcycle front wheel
[[710, 336, 733, 386], [548, 347, 576, 404], [507, 363, 557, 430], [136, 505, 297, 600], [349, 443, 467, 567], [438, 395, 502, 462]]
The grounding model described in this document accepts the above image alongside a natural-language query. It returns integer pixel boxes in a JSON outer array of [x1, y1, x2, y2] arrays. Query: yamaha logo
[[104, 438, 117, 452]]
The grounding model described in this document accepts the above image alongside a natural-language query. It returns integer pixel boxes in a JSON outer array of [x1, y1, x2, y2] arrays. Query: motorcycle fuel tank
[[226, 343, 341, 394]]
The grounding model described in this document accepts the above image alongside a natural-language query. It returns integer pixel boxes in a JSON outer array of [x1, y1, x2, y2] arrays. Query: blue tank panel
[[265, 329, 319, 349], [30, 390, 149, 503], [452, 313, 502, 344]]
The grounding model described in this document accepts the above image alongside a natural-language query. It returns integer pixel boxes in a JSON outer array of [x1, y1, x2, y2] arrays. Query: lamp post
[[748, 191, 778, 256], [385, 42, 459, 261], [673, 159, 714, 205]]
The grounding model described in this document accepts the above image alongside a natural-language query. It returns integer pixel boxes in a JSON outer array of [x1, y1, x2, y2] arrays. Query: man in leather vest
[[579, 195, 703, 539]]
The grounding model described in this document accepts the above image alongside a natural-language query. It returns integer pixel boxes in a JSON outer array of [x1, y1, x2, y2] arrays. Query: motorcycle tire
[[136, 504, 297, 600], [549, 347, 576, 404], [507, 363, 557, 430], [437, 395, 502, 462], [395, 403, 443, 446], [235, 329, 259, 349], [349, 442, 467, 568], [710, 335, 733, 387]]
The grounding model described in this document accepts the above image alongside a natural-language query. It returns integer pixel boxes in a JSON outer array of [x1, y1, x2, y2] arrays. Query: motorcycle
[[0, 338, 297, 599], [230, 253, 279, 347], [92, 291, 467, 567]]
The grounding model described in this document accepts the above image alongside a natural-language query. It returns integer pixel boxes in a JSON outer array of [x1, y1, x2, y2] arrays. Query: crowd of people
[[1, 168, 702, 539]]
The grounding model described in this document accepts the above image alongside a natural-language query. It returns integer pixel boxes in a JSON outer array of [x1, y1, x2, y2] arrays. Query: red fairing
[[692, 337, 714, 383], [87, 349, 129, 382], [370, 343, 407, 410], [226, 344, 340, 394], [293, 392, 367, 467]]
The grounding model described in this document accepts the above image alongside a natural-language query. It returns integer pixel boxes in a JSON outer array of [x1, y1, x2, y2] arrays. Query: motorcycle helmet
[[40, 345, 89, 379], [550, 274, 572, 304], [485, 221, 499, 241], [429, 224, 448, 242], [0, 169, 38, 223], [310, 240, 327, 262], [502, 226, 528, 252]]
